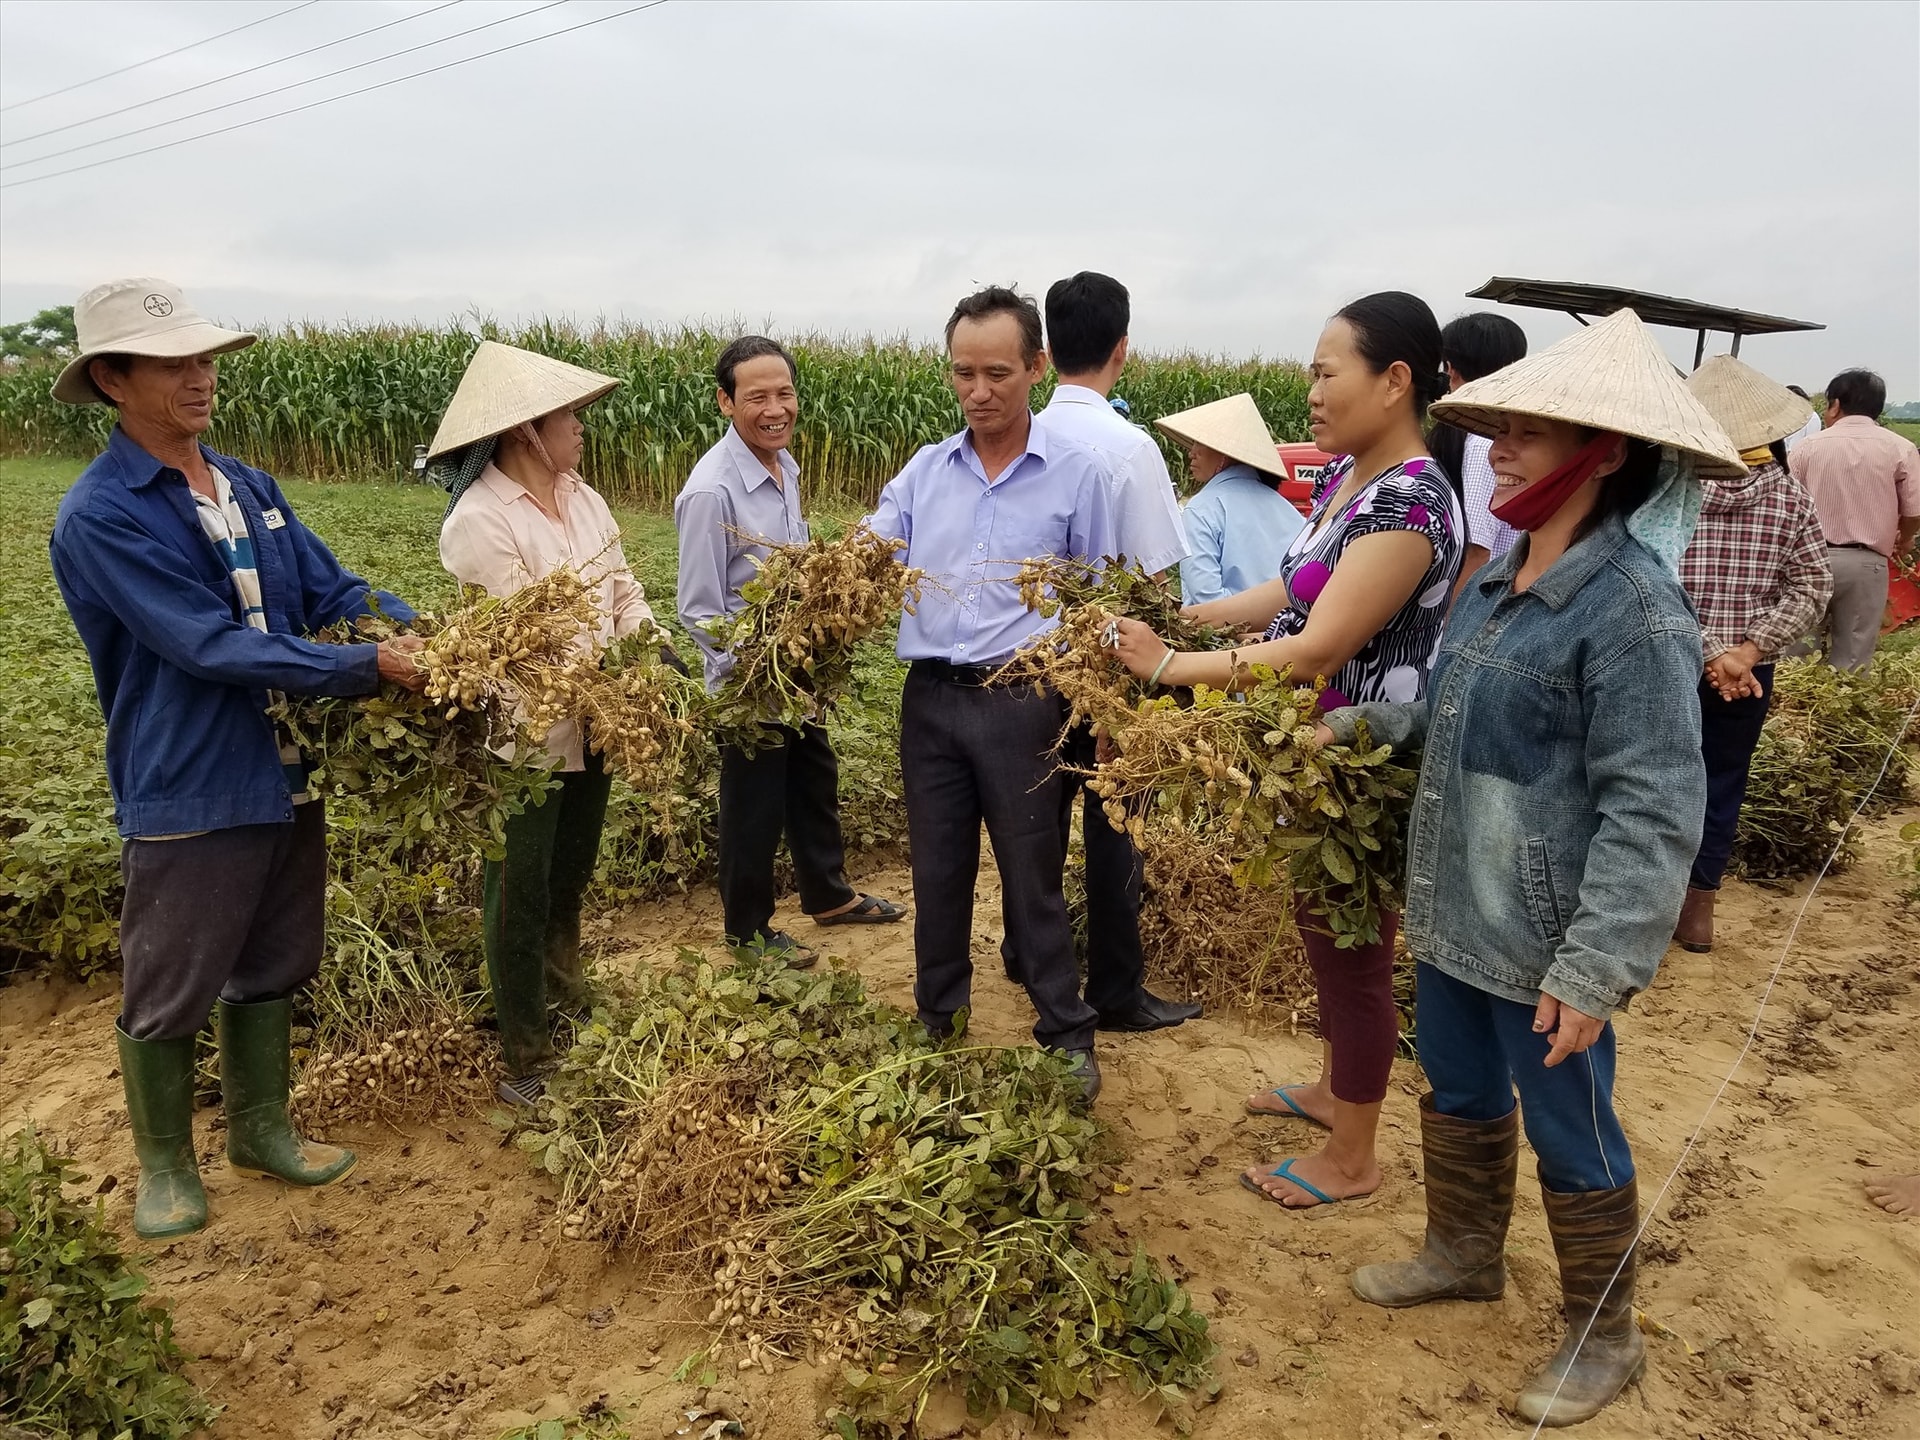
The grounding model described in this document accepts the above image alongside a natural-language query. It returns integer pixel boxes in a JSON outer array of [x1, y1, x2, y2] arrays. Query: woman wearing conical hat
[[1156, 392, 1306, 606], [1317, 308, 1741, 1427], [428, 340, 658, 1106], [1671, 356, 1830, 953]]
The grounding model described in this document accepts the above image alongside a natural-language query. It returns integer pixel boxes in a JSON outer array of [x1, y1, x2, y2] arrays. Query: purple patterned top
[[1261, 454, 1462, 709]]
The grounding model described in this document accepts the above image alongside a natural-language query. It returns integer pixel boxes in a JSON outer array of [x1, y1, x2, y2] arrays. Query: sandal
[[812, 893, 908, 927], [1238, 1157, 1376, 1211], [1245, 1084, 1331, 1129]]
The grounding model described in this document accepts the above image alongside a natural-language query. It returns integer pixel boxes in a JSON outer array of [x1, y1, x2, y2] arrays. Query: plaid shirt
[[1678, 461, 1832, 662]]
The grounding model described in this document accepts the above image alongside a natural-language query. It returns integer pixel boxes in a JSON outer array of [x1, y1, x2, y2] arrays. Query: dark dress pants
[[901, 666, 1097, 1053], [717, 723, 857, 944], [1058, 725, 1148, 1014], [1690, 663, 1774, 891]]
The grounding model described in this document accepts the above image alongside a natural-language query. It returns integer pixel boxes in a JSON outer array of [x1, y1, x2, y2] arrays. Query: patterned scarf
[[428, 437, 497, 516]]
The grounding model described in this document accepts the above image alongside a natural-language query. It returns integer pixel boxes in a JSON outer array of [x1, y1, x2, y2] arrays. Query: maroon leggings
[[1298, 899, 1401, 1105]]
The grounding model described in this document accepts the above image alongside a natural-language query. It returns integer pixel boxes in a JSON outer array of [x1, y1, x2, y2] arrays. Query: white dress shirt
[[1038, 383, 1188, 574]]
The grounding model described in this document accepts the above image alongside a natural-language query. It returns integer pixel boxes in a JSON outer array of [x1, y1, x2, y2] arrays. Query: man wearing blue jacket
[[48, 278, 426, 1239]]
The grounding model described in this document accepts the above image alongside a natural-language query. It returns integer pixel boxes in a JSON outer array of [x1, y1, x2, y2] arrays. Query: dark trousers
[[1299, 898, 1400, 1104], [1059, 726, 1147, 1014], [901, 666, 1097, 1052], [484, 756, 611, 1074], [119, 803, 327, 1042], [1691, 664, 1774, 891], [1416, 961, 1633, 1193], [717, 723, 856, 943]]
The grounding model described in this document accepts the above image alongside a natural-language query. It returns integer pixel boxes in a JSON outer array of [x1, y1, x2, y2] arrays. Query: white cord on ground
[[1527, 685, 1920, 1436]]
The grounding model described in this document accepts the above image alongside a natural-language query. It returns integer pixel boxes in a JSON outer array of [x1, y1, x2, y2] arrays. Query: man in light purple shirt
[[866, 286, 1113, 1098], [676, 336, 905, 962]]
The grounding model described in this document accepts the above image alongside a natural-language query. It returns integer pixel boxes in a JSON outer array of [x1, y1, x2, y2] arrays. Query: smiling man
[[675, 335, 906, 962], [47, 277, 426, 1240], [866, 287, 1114, 1099]]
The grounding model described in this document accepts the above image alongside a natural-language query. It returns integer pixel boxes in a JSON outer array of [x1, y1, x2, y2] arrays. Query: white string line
[[1526, 682, 1920, 1436], [0, 1, 666, 191], [0, 2, 318, 114], [2, 0, 562, 170], [2, 0, 463, 150]]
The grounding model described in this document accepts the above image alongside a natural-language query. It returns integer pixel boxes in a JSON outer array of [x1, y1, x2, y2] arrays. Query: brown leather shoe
[[1674, 885, 1715, 953]]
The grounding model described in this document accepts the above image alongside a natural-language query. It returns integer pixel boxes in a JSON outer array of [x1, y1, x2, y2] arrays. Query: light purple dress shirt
[[866, 419, 1113, 665]]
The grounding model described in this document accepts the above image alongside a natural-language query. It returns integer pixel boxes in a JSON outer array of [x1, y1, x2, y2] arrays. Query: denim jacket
[[1324, 511, 1705, 1017], [50, 428, 414, 838]]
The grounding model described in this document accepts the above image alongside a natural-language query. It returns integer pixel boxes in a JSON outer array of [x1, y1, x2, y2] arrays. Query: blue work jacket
[[49, 427, 414, 838]]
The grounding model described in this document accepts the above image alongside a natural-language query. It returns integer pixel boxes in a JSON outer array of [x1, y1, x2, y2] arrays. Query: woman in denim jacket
[[1326, 310, 1743, 1428]]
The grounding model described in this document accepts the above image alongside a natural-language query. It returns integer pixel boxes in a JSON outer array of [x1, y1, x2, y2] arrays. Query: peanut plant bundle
[[1088, 664, 1416, 948], [702, 528, 924, 745], [509, 951, 1217, 1431]]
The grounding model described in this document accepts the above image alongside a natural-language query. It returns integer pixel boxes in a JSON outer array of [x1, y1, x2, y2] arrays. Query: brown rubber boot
[[1673, 886, 1715, 953], [1516, 1178, 1646, 1427], [1352, 1095, 1518, 1307]]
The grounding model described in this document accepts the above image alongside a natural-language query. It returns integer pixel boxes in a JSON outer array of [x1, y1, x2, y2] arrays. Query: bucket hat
[[1153, 393, 1284, 477], [52, 277, 257, 405], [1430, 308, 1744, 481], [426, 340, 621, 460], [1685, 354, 1813, 452]]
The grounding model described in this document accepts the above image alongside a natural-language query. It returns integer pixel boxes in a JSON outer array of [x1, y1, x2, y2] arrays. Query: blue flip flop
[[1245, 1084, 1331, 1129], [1238, 1157, 1373, 1211]]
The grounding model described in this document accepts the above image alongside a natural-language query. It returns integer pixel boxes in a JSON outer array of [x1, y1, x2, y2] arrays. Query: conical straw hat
[[1685, 354, 1812, 452], [1430, 308, 1745, 481], [1153, 393, 1283, 476], [426, 340, 621, 459]]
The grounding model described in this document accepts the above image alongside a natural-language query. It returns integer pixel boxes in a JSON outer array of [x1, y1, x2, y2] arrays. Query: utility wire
[[3, 1, 566, 170], [3, 0, 462, 149], [0, 1, 665, 190], [0, 2, 319, 114]]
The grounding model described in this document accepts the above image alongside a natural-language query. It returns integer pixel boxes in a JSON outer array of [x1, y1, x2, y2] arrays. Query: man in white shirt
[[1033, 272, 1200, 1032], [1784, 386, 1822, 453]]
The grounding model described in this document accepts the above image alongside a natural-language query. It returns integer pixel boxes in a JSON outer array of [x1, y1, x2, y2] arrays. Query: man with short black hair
[[1035, 272, 1198, 1032], [1788, 367, 1920, 668], [675, 336, 905, 961], [867, 286, 1114, 1097]]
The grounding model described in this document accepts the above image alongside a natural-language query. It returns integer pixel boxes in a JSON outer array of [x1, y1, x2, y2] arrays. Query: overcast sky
[[3, 1, 1916, 395]]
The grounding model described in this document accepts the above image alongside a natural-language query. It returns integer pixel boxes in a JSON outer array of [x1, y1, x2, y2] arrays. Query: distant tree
[[0, 305, 77, 362]]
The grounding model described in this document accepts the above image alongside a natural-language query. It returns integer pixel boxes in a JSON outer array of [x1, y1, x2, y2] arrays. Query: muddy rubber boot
[[1353, 1095, 1518, 1307], [217, 998, 356, 1185], [1516, 1178, 1646, 1427], [115, 1023, 208, 1239], [1674, 886, 1715, 953]]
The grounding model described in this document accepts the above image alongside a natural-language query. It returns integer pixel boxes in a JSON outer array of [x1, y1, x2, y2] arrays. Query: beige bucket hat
[[1685, 354, 1813, 452], [53, 277, 257, 405], [1431, 308, 1745, 481], [1153, 392, 1283, 477], [426, 340, 621, 459]]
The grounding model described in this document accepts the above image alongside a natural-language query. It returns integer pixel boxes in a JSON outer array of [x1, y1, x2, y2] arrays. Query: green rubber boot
[[217, 998, 356, 1186], [115, 1023, 208, 1239]]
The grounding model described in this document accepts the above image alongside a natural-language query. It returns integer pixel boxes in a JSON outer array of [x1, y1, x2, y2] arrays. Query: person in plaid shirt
[[1673, 357, 1833, 952]]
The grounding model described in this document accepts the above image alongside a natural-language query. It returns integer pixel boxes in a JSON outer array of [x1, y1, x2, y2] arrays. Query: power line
[[0, 2, 666, 191], [3, 0, 463, 149], [3, 1, 566, 170], [0, 2, 319, 114]]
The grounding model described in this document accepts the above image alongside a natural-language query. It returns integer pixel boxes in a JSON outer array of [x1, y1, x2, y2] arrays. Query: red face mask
[[1489, 431, 1620, 532]]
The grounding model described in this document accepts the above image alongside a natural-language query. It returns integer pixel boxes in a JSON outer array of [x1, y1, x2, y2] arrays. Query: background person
[[867, 286, 1114, 1099], [1341, 308, 1733, 1428], [1111, 291, 1461, 1211], [48, 278, 426, 1239], [432, 341, 657, 1107], [1783, 385, 1822, 453], [675, 336, 905, 965], [1787, 367, 1920, 669], [1159, 392, 1305, 606], [1673, 356, 1831, 953], [1431, 311, 1528, 599], [1034, 272, 1197, 1032]]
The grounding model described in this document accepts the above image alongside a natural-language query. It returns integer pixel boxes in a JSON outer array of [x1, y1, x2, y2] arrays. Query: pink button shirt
[[439, 464, 655, 771], [1787, 415, 1920, 558]]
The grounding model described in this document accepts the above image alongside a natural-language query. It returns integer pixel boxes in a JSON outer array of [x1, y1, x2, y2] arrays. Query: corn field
[[0, 320, 1311, 508]]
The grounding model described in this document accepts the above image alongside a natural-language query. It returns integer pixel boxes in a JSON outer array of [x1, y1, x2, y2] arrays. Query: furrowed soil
[[4, 818, 1918, 1440]]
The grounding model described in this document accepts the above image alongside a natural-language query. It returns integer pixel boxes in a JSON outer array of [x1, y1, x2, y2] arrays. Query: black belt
[[910, 657, 1003, 687], [1829, 542, 1884, 554]]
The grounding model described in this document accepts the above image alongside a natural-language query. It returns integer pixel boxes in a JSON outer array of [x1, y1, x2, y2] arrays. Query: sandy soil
[[4, 816, 1918, 1440]]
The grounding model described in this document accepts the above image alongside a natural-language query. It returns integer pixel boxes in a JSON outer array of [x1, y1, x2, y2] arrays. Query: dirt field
[[4, 816, 1918, 1440]]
